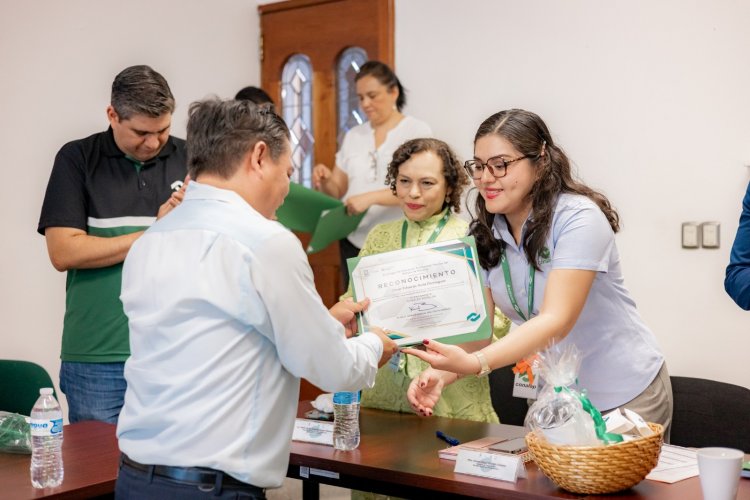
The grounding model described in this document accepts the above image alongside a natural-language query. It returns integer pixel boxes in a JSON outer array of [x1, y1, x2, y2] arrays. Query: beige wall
[[395, 0, 750, 387], [0, 0, 261, 419], [1, 0, 748, 422]]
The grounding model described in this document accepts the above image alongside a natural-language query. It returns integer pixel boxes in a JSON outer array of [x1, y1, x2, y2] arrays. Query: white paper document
[[454, 448, 527, 482], [349, 237, 490, 347], [292, 418, 334, 446], [645, 444, 699, 483]]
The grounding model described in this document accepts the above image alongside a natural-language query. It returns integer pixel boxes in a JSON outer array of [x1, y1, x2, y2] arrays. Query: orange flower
[[512, 355, 540, 385]]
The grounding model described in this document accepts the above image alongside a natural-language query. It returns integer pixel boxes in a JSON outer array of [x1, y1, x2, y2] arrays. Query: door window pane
[[336, 47, 368, 148], [281, 54, 314, 186]]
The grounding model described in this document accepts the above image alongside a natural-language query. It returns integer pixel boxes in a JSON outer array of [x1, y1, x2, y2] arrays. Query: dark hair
[[386, 138, 468, 214], [355, 61, 406, 111], [186, 98, 290, 180], [111, 65, 175, 120], [469, 109, 620, 270], [235, 86, 275, 109]]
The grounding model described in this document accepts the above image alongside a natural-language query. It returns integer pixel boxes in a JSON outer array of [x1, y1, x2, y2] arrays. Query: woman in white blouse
[[312, 61, 431, 288]]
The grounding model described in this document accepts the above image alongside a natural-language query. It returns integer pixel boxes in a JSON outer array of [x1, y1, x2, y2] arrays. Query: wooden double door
[[259, 0, 394, 399]]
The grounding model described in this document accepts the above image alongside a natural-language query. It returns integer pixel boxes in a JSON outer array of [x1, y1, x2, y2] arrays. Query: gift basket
[[523, 344, 663, 494]]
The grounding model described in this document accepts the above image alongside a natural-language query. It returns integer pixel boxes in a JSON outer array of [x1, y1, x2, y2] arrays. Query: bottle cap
[[40, 387, 53, 395]]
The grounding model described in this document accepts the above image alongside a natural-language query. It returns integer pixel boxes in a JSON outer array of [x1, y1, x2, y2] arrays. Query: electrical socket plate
[[701, 222, 720, 248], [682, 222, 699, 248]]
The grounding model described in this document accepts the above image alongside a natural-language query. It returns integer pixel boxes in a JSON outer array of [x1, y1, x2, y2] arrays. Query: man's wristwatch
[[474, 350, 491, 377]]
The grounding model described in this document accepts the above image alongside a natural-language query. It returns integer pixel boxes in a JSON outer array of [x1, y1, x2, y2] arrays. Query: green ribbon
[[554, 386, 624, 444]]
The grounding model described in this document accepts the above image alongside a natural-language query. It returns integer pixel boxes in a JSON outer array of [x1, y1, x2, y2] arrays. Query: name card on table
[[454, 449, 527, 482], [292, 419, 334, 446]]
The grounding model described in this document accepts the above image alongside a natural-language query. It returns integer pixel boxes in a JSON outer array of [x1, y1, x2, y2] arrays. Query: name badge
[[512, 371, 538, 399], [454, 448, 527, 482], [292, 418, 334, 446]]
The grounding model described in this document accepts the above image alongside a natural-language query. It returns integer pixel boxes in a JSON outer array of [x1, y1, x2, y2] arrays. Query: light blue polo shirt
[[483, 193, 663, 410]]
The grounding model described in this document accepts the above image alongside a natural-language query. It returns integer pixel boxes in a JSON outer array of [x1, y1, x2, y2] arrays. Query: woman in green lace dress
[[343, 138, 511, 423]]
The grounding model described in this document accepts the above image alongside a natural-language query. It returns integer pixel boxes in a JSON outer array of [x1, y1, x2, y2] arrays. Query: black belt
[[120, 454, 263, 493]]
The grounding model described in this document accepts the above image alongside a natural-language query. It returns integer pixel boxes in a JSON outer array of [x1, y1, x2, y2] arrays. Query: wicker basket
[[525, 422, 664, 494]]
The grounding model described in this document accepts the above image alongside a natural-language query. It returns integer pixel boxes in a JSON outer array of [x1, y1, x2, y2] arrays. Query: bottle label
[[30, 418, 63, 437], [333, 391, 360, 405]]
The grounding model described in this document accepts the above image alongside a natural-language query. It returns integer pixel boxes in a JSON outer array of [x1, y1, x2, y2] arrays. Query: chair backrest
[[0, 360, 56, 416], [488, 365, 530, 426], [670, 376, 750, 452]]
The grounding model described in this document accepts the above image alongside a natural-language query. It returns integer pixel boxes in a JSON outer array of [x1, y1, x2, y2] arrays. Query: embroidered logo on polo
[[539, 246, 551, 264]]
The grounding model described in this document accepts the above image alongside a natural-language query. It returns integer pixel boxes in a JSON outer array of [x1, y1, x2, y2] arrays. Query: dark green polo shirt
[[38, 128, 187, 362]]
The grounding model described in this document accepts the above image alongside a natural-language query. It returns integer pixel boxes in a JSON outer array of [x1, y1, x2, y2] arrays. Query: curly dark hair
[[385, 138, 468, 214], [469, 109, 620, 270]]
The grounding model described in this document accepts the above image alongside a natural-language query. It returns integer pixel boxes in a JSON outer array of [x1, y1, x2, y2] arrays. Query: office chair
[[0, 360, 56, 416], [670, 376, 750, 452], [488, 365, 530, 426]]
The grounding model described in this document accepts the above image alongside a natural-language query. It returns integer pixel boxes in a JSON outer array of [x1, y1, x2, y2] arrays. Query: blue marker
[[436, 430, 460, 446]]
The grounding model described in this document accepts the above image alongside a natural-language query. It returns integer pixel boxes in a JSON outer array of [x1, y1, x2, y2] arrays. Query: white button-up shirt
[[117, 182, 382, 488], [336, 115, 432, 247]]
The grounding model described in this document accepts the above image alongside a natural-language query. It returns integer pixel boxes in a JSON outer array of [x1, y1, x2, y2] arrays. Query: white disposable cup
[[696, 447, 743, 500]]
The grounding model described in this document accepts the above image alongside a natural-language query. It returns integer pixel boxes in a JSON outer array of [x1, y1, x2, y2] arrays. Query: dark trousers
[[339, 237, 361, 290], [115, 456, 266, 500]]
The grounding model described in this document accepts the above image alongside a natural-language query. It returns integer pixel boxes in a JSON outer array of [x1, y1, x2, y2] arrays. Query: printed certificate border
[[347, 236, 491, 346]]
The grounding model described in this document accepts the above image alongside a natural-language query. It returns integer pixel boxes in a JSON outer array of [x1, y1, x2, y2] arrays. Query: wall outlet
[[681, 222, 700, 248], [701, 222, 720, 248]]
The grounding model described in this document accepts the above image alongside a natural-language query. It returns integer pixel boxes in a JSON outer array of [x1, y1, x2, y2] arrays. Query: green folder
[[276, 183, 366, 254]]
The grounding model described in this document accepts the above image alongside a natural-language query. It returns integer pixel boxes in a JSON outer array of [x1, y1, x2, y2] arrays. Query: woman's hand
[[344, 192, 374, 215], [402, 340, 481, 375], [407, 368, 453, 417], [312, 163, 331, 190]]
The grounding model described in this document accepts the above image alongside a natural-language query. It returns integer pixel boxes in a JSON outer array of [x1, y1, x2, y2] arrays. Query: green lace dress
[[343, 208, 511, 423]]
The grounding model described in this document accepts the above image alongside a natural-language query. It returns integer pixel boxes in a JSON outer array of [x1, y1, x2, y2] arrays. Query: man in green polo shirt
[[37, 65, 188, 423]]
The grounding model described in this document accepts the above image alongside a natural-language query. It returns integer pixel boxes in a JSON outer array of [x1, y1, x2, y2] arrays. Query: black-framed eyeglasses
[[463, 155, 528, 180]]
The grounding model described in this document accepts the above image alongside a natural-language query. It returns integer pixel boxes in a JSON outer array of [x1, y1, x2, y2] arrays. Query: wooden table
[[290, 403, 750, 499], [2, 409, 747, 499], [0, 421, 117, 500]]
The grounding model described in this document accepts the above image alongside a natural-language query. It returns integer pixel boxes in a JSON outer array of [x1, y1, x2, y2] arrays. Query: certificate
[[347, 237, 490, 347]]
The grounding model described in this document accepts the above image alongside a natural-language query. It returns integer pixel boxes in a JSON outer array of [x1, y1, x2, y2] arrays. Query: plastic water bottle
[[29, 388, 64, 488], [332, 391, 360, 450]]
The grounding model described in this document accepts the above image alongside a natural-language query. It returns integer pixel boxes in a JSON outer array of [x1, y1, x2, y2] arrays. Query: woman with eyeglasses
[[340, 138, 511, 426], [312, 61, 431, 289], [404, 109, 673, 440]]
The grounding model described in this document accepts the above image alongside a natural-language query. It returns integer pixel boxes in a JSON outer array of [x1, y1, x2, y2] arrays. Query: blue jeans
[[59, 361, 126, 424]]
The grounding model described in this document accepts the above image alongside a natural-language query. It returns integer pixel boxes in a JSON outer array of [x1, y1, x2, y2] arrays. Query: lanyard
[[500, 250, 535, 322], [401, 210, 451, 249]]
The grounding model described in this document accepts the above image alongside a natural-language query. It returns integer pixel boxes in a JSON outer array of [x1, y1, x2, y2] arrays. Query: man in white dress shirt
[[115, 98, 397, 499]]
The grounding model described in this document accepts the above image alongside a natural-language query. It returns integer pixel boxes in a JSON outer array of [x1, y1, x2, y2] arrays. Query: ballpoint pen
[[436, 430, 460, 446]]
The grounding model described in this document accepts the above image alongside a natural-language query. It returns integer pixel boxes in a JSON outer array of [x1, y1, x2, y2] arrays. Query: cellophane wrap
[[523, 343, 599, 446], [0, 411, 31, 454]]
